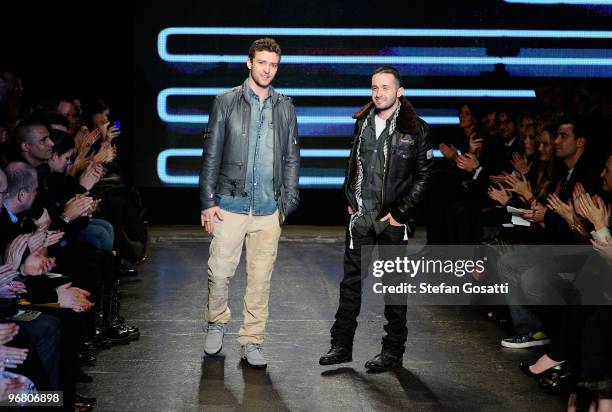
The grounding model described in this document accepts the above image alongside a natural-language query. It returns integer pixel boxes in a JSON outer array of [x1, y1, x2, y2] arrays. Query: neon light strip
[[157, 111, 458, 125], [158, 53, 612, 65], [159, 87, 536, 98], [157, 148, 447, 185], [505, 0, 612, 4], [158, 27, 612, 41], [301, 149, 350, 158]]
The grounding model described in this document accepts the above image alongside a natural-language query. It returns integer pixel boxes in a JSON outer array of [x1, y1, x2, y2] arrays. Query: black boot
[[109, 283, 140, 341], [95, 282, 131, 345], [364, 352, 402, 372], [319, 345, 352, 365]]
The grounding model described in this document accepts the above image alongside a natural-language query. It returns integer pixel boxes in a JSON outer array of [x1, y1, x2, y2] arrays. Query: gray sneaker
[[204, 323, 224, 356], [241, 343, 267, 368]]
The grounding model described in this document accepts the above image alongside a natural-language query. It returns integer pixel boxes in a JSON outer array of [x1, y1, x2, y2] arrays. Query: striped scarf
[[348, 102, 402, 249]]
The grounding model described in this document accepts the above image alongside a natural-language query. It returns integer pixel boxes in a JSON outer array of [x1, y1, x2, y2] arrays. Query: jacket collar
[[352, 96, 418, 134], [241, 78, 280, 106]]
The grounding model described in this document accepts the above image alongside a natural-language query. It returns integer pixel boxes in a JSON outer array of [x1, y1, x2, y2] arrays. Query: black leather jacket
[[199, 81, 300, 223], [344, 96, 433, 224]]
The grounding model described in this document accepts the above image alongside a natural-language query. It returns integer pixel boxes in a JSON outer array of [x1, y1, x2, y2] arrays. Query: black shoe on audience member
[[119, 258, 138, 276], [76, 369, 94, 383], [77, 350, 96, 367], [95, 325, 131, 345], [74, 393, 97, 407], [364, 352, 403, 372], [519, 361, 568, 381], [112, 317, 140, 341]]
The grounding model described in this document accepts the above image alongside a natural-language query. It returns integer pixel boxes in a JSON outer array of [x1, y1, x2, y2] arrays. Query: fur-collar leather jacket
[[344, 96, 434, 225]]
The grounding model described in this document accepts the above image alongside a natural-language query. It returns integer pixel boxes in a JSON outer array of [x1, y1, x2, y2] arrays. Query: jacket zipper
[[381, 131, 392, 207]]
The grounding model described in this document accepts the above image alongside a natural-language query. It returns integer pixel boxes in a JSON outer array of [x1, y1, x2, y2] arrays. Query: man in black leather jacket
[[199, 38, 300, 368], [320, 66, 433, 372]]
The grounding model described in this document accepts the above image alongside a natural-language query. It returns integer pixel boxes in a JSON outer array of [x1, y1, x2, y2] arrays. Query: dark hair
[[540, 123, 559, 141], [5, 161, 36, 197], [13, 119, 47, 148], [28, 110, 70, 130], [373, 66, 402, 87], [248, 38, 281, 60], [557, 115, 590, 144], [88, 99, 110, 116], [497, 109, 518, 124], [49, 129, 74, 155]]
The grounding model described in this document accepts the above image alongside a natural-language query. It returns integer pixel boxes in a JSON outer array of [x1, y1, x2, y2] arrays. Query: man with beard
[[320, 66, 433, 372], [199, 38, 300, 368]]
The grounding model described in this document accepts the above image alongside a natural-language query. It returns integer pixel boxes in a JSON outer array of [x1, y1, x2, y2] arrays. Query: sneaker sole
[[241, 357, 267, 369], [204, 345, 223, 356], [501, 339, 551, 349]]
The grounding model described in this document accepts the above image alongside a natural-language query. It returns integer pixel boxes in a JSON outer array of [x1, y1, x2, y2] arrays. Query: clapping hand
[[547, 193, 575, 225], [4, 235, 30, 271], [439, 143, 458, 162], [0, 345, 28, 369], [510, 152, 532, 176], [0, 281, 26, 299], [79, 162, 106, 190], [488, 184, 511, 206], [0, 323, 19, 345], [523, 202, 547, 224], [56, 283, 94, 313], [591, 237, 612, 262], [575, 192, 610, 231], [456, 153, 479, 173], [505, 173, 533, 202]]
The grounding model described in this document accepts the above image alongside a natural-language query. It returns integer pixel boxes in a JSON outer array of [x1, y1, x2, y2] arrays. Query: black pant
[[330, 224, 408, 356]]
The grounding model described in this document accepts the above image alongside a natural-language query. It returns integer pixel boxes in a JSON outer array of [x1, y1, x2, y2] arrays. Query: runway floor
[[77, 225, 567, 412]]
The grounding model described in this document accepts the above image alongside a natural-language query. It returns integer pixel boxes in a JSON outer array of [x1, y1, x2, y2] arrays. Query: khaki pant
[[205, 209, 281, 345]]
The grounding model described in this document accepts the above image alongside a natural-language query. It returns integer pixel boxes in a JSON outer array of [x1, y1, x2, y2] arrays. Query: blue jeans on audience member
[[73, 218, 114, 252]]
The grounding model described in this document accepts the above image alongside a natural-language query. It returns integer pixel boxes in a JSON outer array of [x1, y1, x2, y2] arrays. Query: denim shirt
[[217, 82, 277, 215]]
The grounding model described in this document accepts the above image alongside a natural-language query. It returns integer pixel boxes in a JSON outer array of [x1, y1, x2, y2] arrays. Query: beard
[[374, 97, 397, 112], [250, 71, 273, 89]]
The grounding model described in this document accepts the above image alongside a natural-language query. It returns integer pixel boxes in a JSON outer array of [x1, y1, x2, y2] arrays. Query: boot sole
[[319, 356, 352, 366], [364, 362, 402, 372]]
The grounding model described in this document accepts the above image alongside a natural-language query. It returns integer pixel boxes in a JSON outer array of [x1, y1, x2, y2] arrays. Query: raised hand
[[506, 173, 533, 202], [56, 283, 94, 313], [104, 124, 121, 143], [468, 135, 483, 155], [0, 323, 19, 345], [456, 153, 479, 173], [21, 250, 56, 276], [62, 195, 95, 222], [0, 281, 26, 299], [488, 184, 511, 206], [510, 152, 531, 176], [0, 345, 28, 369], [576, 193, 610, 231], [591, 237, 612, 262], [547, 194, 575, 225], [4, 235, 30, 271], [439, 143, 458, 162]]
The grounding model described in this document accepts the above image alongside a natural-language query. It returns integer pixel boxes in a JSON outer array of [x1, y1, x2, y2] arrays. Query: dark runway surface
[[78, 226, 566, 412]]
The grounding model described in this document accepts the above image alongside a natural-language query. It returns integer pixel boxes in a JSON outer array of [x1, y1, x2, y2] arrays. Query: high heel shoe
[[519, 362, 572, 392], [519, 361, 565, 379]]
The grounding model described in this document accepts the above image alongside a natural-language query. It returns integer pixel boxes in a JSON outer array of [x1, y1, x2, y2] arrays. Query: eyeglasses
[[0, 190, 8, 196]]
